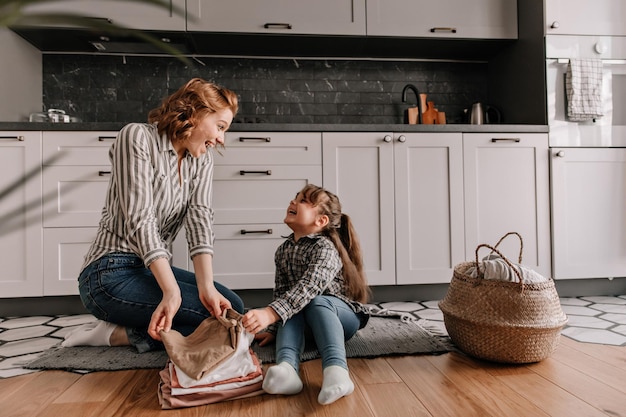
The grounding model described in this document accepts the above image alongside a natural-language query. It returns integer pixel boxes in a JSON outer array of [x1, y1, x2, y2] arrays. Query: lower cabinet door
[[322, 132, 396, 286], [213, 165, 322, 224], [394, 133, 465, 284], [172, 223, 293, 289], [463, 133, 551, 279], [551, 148, 626, 279], [43, 227, 97, 296], [42, 166, 111, 228], [211, 224, 292, 289], [170, 160, 321, 290], [0, 132, 43, 297]]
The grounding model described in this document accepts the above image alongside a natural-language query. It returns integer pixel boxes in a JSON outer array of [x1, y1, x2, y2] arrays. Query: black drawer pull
[[0, 136, 24, 141], [430, 27, 457, 33], [241, 229, 273, 235], [98, 136, 116, 141], [263, 23, 292, 30], [491, 138, 521, 143], [98, 170, 112, 176], [240, 170, 272, 175], [239, 137, 271, 142]]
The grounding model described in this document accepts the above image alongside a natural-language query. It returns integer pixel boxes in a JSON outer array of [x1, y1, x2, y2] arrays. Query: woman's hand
[[148, 289, 182, 341], [243, 307, 280, 334], [193, 254, 231, 318], [254, 332, 275, 347], [147, 258, 182, 341], [199, 284, 232, 318]]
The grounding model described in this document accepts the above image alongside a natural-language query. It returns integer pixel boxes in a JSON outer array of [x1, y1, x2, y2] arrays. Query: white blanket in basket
[[466, 254, 547, 284]]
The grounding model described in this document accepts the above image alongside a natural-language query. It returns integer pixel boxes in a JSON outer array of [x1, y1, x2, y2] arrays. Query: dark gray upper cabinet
[[187, 0, 366, 36], [366, 0, 518, 39], [9, 0, 518, 59], [18, 0, 186, 31]]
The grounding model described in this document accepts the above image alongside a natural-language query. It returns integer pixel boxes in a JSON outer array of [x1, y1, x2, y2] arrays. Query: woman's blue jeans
[[275, 295, 364, 372], [77, 252, 244, 353]]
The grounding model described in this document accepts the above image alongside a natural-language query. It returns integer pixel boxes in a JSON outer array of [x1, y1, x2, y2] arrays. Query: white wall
[[0, 29, 42, 121]]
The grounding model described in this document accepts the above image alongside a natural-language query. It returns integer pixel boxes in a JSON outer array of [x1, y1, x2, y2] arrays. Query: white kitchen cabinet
[[41, 131, 114, 229], [463, 133, 551, 278], [42, 166, 111, 228], [41, 131, 115, 296], [187, 0, 366, 36], [21, 0, 186, 31], [38, 130, 321, 292], [322, 132, 465, 285], [395, 133, 466, 284], [43, 227, 97, 296], [322, 132, 396, 286], [366, 0, 517, 39], [550, 148, 626, 279], [545, 0, 626, 36], [0, 132, 43, 297], [173, 132, 323, 289]]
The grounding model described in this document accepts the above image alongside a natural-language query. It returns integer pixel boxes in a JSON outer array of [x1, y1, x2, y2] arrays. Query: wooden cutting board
[[407, 107, 420, 124], [422, 101, 438, 124]]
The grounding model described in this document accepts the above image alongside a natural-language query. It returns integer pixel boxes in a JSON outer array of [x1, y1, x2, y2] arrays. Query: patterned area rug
[[24, 313, 453, 373]]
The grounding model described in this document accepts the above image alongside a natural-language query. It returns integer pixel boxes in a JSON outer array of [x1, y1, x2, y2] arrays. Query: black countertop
[[0, 122, 549, 133]]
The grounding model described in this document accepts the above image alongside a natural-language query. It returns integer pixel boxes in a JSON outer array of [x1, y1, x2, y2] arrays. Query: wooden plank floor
[[1, 337, 624, 417]]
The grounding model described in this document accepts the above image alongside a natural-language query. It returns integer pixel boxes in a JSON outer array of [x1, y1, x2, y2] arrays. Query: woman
[[63, 78, 243, 353], [242, 184, 370, 405]]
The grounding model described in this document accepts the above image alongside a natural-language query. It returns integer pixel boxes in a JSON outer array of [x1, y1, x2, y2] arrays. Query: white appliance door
[[546, 35, 626, 147], [547, 59, 626, 147]]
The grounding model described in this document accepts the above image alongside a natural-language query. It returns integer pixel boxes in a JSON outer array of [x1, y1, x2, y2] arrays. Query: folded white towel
[[566, 58, 603, 122]]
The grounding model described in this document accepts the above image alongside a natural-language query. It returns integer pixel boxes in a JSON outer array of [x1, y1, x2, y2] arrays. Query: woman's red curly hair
[[148, 78, 238, 144]]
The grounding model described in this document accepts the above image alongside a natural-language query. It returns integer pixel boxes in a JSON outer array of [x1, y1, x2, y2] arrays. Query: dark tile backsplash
[[43, 55, 489, 124]]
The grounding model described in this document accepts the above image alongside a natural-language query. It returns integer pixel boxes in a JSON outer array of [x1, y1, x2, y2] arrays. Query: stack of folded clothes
[[158, 309, 264, 409]]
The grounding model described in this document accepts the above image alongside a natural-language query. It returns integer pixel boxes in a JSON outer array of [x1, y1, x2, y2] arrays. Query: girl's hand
[[199, 284, 232, 318], [243, 307, 280, 334], [149, 289, 182, 341], [254, 332, 275, 347]]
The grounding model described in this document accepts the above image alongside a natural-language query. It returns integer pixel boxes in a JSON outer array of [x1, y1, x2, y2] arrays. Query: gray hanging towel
[[566, 58, 603, 122]]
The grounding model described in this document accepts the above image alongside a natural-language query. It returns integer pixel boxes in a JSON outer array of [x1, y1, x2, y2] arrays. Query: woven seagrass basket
[[439, 233, 568, 364]]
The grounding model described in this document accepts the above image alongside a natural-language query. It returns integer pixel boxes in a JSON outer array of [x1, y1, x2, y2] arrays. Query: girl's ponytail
[[299, 184, 370, 303]]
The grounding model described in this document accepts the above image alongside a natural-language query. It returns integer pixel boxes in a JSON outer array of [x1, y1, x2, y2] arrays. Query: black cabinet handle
[[98, 170, 111, 176], [491, 138, 521, 143], [263, 23, 292, 30], [241, 229, 273, 235], [98, 136, 116, 141], [430, 27, 457, 33], [240, 170, 272, 175], [239, 137, 271, 142]]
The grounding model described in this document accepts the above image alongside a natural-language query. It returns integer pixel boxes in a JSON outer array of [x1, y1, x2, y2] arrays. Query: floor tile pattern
[[1, 296, 624, 379]]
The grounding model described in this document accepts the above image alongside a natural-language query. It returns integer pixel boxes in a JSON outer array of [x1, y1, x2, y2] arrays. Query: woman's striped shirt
[[81, 123, 215, 270]]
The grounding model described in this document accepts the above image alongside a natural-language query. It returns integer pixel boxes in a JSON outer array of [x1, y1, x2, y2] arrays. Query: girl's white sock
[[318, 365, 354, 405], [61, 320, 117, 347], [262, 362, 303, 395]]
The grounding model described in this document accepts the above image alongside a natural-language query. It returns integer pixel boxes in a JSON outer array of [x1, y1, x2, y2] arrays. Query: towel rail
[[555, 58, 626, 65]]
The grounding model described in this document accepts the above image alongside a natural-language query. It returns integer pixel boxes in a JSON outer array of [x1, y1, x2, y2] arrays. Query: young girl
[[242, 184, 370, 405]]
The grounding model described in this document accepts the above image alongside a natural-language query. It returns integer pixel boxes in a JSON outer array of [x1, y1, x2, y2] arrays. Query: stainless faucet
[[401, 84, 422, 124]]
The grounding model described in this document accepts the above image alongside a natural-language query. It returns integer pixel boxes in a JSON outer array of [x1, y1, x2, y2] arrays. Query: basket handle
[[492, 232, 523, 263], [474, 243, 524, 285]]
